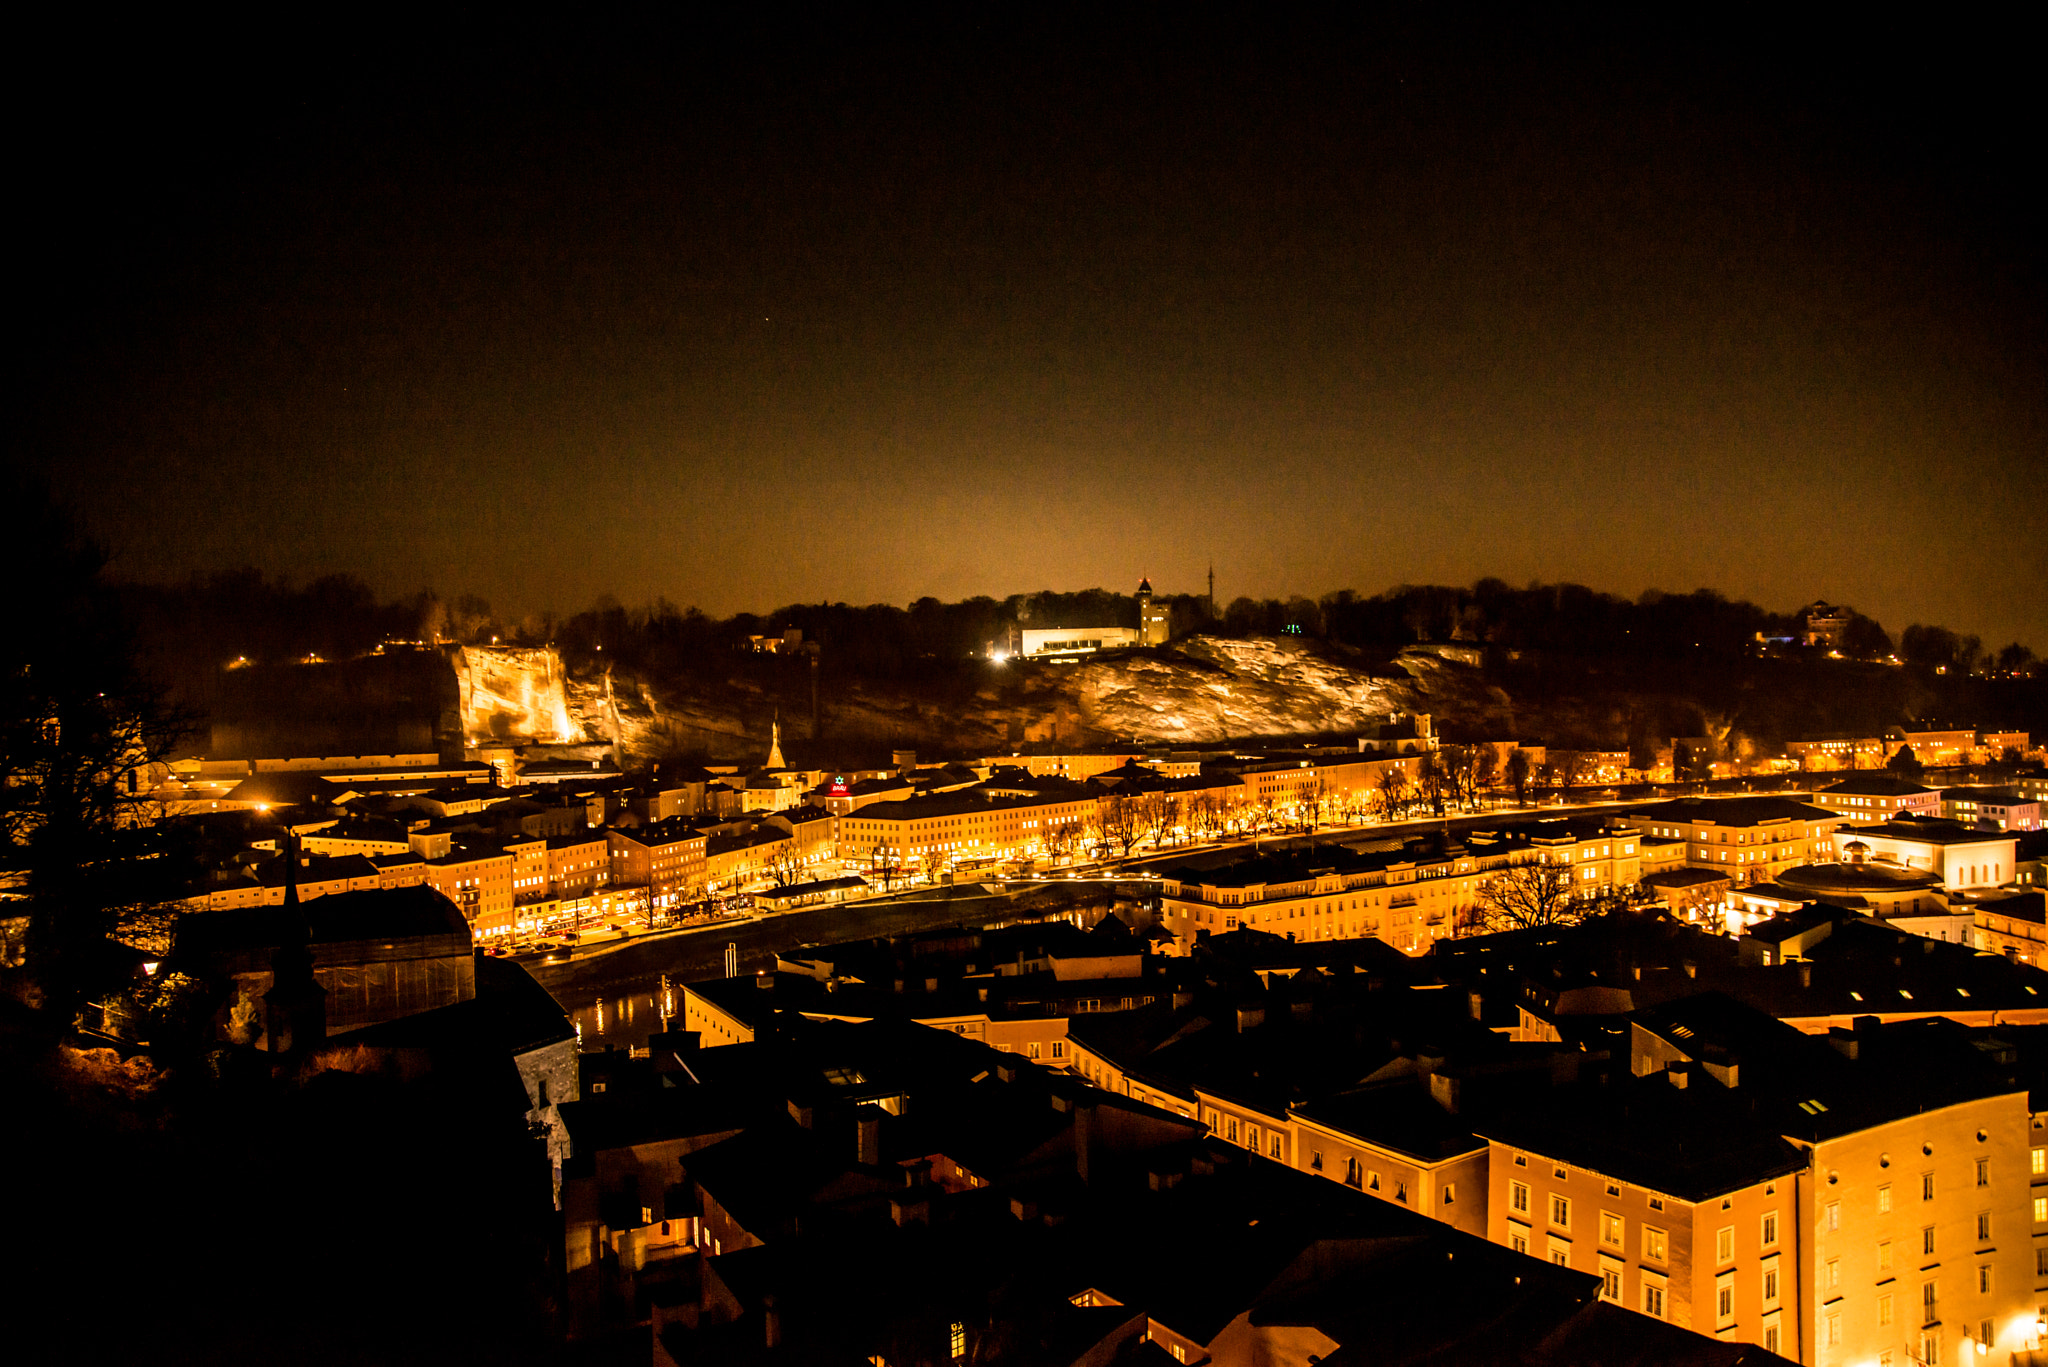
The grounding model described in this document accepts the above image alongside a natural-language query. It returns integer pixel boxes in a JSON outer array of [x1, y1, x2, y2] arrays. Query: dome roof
[[1776, 861, 1941, 895]]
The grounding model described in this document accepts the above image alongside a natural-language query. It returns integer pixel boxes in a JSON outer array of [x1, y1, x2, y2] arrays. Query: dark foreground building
[[559, 1011, 1787, 1365]]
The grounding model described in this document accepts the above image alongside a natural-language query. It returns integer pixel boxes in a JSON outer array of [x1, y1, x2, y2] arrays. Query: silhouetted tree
[[1471, 862, 1582, 933], [4, 484, 195, 1019], [1506, 749, 1532, 805]]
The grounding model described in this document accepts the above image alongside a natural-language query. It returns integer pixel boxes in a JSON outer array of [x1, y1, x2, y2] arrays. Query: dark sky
[[17, 15, 2045, 647]]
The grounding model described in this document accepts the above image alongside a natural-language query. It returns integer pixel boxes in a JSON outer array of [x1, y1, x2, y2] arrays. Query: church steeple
[[766, 711, 785, 771], [263, 828, 326, 1055]]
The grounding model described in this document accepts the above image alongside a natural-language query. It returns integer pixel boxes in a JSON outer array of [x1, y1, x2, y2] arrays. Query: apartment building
[[1157, 820, 1641, 957], [702, 824, 793, 893], [1943, 787, 2042, 833], [1291, 1081, 1492, 1239], [1625, 797, 1843, 885], [371, 851, 429, 889], [1477, 1077, 1805, 1355], [1630, 997, 2036, 1365], [546, 833, 611, 901], [835, 791, 1097, 873], [204, 852, 381, 909], [765, 804, 835, 869], [1981, 731, 2032, 761], [423, 839, 515, 936], [607, 819, 709, 913], [1811, 775, 1943, 822], [1786, 736, 1889, 771], [1972, 892, 2048, 965], [1892, 728, 1978, 768]]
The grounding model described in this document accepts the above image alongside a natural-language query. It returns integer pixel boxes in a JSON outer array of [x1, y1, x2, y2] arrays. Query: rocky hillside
[[500, 635, 1528, 765]]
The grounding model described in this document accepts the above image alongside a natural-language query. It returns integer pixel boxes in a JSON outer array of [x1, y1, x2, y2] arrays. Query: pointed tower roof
[[264, 828, 327, 1054], [766, 712, 786, 771], [1137, 576, 1153, 594]]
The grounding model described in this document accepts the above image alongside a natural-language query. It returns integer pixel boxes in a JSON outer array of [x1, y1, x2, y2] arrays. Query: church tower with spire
[[765, 711, 786, 771], [263, 829, 327, 1055]]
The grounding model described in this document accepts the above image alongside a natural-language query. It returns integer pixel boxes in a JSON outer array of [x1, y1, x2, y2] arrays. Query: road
[[532, 881, 1125, 1011], [537, 798, 1661, 1015]]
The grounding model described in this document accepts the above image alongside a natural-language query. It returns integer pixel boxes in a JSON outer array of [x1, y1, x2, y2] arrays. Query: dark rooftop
[[1632, 796, 1838, 827], [1817, 775, 1937, 797]]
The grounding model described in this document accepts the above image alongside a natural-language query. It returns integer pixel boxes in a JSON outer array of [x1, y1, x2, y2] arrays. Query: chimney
[[889, 1195, 930, 1226], [1009, 1195, 1038, 1222], [763, 1294, 780, 1350], [1667, 1064, 1691, 1089], [1828, 1027, 1860, 1060], [755, 971, 774, 992], [1429, 1070, 1462, 1114], [996, 1060, 1019, 1083], [1235, 1003, 1265, 1032], [856, 1112, 882, 1166], [1468, 990, 1485, 1021], [787, 1099, 814, 1129], [1797, 963, 1812, 989]]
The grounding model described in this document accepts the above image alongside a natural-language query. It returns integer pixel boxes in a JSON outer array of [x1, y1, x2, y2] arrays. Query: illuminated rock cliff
[[444, 635, 1515, 764], [450, 646, 583, 746]]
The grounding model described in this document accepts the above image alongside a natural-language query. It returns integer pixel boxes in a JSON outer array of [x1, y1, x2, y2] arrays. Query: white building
[[1839, 819, 2018, 892]]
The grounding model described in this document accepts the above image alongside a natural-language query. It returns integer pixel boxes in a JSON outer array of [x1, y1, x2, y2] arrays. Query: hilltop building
[[1019, 576, 1174, 658], [1801, 601, 1851, 650]]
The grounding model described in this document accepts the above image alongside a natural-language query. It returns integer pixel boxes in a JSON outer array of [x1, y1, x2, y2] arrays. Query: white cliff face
[[451, 646, 584, 746], [449, 635, 1503, 763], [1058, 637, 1419, 742]]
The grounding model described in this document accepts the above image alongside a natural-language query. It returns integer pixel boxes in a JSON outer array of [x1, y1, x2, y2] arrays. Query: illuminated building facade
[[1841, 820, 2018, 892], [1158, 819, 1642, 957], [607, 819, 709, 912], [1625, 797, 1843, 885], [1811, 775, 1942, 821]]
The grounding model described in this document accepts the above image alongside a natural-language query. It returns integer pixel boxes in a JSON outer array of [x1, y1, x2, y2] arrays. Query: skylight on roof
[[1849, 991, 1864, 1002], [1798, 1099, 1829, 1114], [823, 1066, 869, 1087], [1899, 989, 1913, 999]]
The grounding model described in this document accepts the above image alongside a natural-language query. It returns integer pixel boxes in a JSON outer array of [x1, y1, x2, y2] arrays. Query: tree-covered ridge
[[118, 571, 2035, 684]]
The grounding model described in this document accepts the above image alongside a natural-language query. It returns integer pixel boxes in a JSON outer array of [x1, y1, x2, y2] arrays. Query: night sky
[[16, 16, 2044, 646]]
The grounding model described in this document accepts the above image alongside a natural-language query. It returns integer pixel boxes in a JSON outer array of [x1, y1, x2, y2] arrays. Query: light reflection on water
[[570, 985, 678, 1051]]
